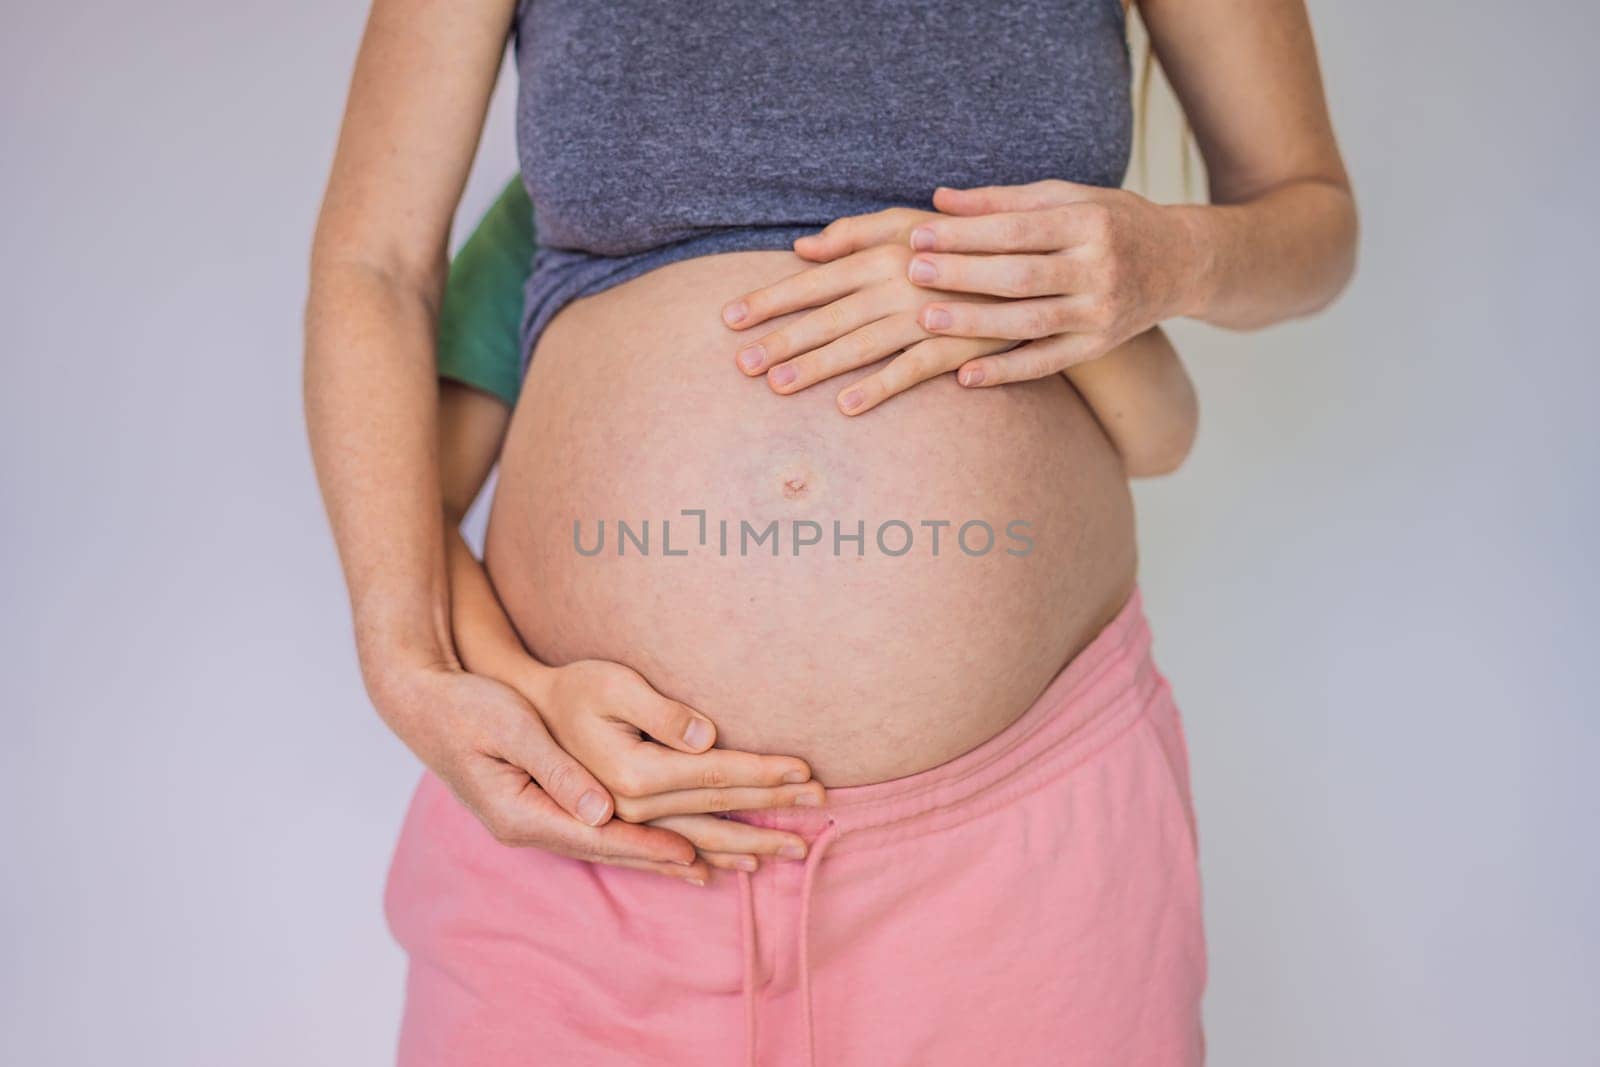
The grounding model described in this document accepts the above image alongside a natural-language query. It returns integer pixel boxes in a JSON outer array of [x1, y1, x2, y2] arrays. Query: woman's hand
[[722, 182, 1207, 410], [508, 658, 823, 873], [886, 181, 1205, 386], [373, 659, 819, 885], [721, 208, 1015, 416], [520, 659, 823, 822], [370, 660, 722, 885]]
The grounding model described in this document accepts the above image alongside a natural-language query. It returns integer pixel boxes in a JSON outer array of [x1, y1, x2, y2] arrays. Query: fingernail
[[736, 856, 759, 872], [794, 792, 822, 807], [723, 301, 748, 326], [783, 769, 810, 784], [959, 366, 985, 387], [684, 717, 714, 749], [685, 874, 707, 887], [576, 790, 609, 826], [839, 389, 864, 412], [780, 843, 807, 860], [737, 344, 765, 372], [923, 307, 952, 330], [908, 257, 937, 284], [910, 226, 936, 251], [769, 363, 797, 389]]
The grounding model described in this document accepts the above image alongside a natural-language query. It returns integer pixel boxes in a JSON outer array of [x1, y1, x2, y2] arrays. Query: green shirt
[[437, 177, 536, 407]]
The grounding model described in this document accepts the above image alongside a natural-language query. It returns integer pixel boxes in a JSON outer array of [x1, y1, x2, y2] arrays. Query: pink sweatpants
[[385, 589, 1206, 1066]]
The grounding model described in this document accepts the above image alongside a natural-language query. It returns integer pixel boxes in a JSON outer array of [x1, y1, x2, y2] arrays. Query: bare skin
[[305, 0, 1352, 880], [440, 314, 1193, 872], [485, 249, 1137, 786]]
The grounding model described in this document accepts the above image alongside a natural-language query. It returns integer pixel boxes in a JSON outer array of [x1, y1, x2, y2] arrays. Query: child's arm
[[436, 185, 822, 875], [1062, 325, 1199, 478], [431, 176, 547, 697]]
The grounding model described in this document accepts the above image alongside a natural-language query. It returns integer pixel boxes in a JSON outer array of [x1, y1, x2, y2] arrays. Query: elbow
[[1202, 179, 1360, 331], [1304, 186, 1362, 316], [1299, 195, 1360, 319], [1124, 425, 1197, 478], [1124, 391, 1200, 480]]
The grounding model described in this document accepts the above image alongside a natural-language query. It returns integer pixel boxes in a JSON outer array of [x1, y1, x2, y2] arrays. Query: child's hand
[[518, 658, 822, 872], [368, 660, 717, 886], [720, 207, 1013, 416]]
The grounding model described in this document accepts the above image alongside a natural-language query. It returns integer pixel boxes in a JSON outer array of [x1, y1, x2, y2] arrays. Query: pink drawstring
[[737, 868, 758, 1067], [798, 818, 841, 1067], [737, 817, 842, 1067]]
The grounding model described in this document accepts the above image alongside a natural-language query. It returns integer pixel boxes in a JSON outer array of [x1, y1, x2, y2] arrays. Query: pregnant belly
[[484, 251, 1136, 785]]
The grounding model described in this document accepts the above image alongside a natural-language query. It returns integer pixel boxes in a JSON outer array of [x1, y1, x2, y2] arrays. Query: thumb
[[934, 179, 1101, 215], [615, 683, 718, 754], [503, 711, 616, 827]]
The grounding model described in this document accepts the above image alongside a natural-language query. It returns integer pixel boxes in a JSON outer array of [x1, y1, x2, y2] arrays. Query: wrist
[[449, 606, 559, 704], [359, 646, 454, 739], [353, 601, 459, 685], [513, 656, 560, 706], [1164, 204, 1221, 320]]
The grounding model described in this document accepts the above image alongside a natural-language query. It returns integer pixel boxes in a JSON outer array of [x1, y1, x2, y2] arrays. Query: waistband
[[731, 586, 1160, 1067], [732, 585, 1161, 855]]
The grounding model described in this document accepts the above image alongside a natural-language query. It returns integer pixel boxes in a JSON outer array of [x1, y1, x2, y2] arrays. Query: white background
[[4, 1, 1596, 1063]]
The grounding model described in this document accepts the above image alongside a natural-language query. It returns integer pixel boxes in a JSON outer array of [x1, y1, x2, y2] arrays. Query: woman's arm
[[1143, 0, 1356, 329], [306, 0, 510, 696], [893, 0, 1355, 382], [722, 208, 1201, 472], [722, 0, 1354, 396], [305, 0, 714, 880]]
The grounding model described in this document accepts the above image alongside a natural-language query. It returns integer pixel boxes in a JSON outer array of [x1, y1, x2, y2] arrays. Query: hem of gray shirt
[[517, 225, 818, 373]]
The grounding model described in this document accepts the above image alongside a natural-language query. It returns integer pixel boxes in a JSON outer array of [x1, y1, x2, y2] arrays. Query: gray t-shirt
[[510, 0, 1132, 368]]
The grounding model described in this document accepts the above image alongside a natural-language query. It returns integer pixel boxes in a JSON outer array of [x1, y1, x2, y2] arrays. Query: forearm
[[445, 524, 553, 695], [1140, 0, 1357, 332], [1064, 325, 1197, 477], [435, 380, 550, 692], [1172, 178, 1357, 330], [304, 0, 517, 697], [304, 258, 455, 687]]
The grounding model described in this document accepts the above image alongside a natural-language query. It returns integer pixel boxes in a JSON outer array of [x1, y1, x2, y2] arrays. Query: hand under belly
[[485, 251, 1136, 785]]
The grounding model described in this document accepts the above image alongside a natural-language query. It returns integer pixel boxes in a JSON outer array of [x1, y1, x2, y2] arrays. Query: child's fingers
[[608, 686, 720, 754], [955, 333, 1104, 388], [610, 854, 715, 886], [790, 206, 934, 262], [836, 335, 1011, 416], [764, 314, 926, 397], [721, 245, 897, 331], [614, 780, 825, 823], [650, 814, 811, 861], [468, 763, 700, 871], [734, 289, 886, 377], [606, 742, 813, 798], [496, 707, 615, 827]]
